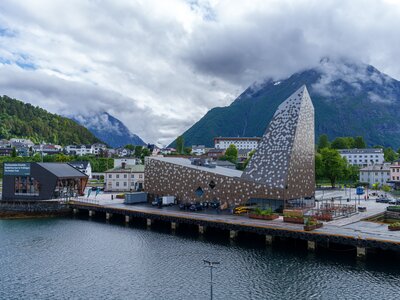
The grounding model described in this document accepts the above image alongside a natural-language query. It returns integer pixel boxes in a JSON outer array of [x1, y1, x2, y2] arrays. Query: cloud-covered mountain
[[174, 58, 400, 148], [73, 112, 146, 148]]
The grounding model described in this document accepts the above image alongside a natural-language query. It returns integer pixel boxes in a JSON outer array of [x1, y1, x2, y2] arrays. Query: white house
[[65, 145, 94, 156], [339, 148, 384, 167], [69, 161, 93, 179], [214, 137, 261, 150], [92, 143, 107, 156], [105, 164, 145, 192], [359, 163, 391, 187], [191, 145, 206, 156]]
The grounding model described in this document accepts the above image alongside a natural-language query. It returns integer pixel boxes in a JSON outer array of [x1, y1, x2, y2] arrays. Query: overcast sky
[[1, 0, 400, 145]]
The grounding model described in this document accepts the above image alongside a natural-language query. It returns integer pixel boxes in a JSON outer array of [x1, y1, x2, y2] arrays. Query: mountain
[[0, 95, 102, 145], [73, 112, 146, 148], [175, 58, 400, 148]]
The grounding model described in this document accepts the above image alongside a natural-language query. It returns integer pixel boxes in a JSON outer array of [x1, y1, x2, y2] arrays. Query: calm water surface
[[0, 217, 399, 300]]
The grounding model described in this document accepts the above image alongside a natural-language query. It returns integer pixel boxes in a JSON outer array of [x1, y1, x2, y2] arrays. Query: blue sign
[[356, 186, 365, 195], [3, 163, 31, 176]]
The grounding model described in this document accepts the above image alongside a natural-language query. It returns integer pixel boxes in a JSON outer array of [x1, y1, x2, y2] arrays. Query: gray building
[[359, 163, 391, 187], [338, 148, 384, 167]]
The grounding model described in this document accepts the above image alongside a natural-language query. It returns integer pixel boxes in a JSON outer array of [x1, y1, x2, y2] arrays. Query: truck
[[162, 196, 175, 206], [124, 192, 147, 204]]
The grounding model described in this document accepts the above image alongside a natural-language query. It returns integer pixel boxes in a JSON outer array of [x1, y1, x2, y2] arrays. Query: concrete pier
[[147, 218, 152, 227], [198, 225, 205, 234], [125, 215, 131, 223], [106, 212, 112, 220], [265, 235, 274, 245], [307, 241, 316, 251], [357, 247, 366, 259], [230, 230, 237, 240], [89, 210, 95, 217]]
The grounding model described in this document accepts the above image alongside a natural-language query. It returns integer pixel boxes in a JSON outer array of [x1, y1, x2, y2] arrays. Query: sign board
[[3, 163, 31, 176], [356, 186, 365, 195]]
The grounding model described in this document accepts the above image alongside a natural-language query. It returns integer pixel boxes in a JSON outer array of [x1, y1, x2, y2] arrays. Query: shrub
[[388, 222, 400, 229]]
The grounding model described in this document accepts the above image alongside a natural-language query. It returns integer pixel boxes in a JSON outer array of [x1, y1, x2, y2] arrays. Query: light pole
[[204, 260, 220, 300]]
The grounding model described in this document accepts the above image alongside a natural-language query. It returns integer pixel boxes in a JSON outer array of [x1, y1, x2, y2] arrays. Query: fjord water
[[0, 218, 399, 300]]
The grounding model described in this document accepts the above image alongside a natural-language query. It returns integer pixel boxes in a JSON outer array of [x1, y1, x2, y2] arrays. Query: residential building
[[115, 147, 132, 157], [389, 160, 400, 189], [359, 163, 391, 187], [10, 138, 34, 148], [338, 148, 384, 167], [207, 148, 225, 159], [215, 160, 236, 170], [160, 147, 176, 155], [69, 161, 92, 179], [214, 137, 261, 150], [92, 143, 107, 156], [0, 139, 10, 147], [65, 145, 94, 156], [33, 144, 62, 155], [105, 164, 145, 192], [0, 147, 13, 156], [114, 158, 139, 168], [191, 145, 206, 156], [145, 86, 315, 211]]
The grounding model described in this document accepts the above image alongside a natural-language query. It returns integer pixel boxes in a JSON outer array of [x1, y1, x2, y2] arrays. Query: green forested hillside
[[0, 95, 102, 145]]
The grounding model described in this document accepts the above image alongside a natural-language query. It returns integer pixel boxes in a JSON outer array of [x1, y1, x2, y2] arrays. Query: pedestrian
[[111, 194, 114, 200]]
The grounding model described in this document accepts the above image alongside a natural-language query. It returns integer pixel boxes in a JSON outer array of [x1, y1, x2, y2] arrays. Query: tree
[[331, 137, 355, 149], [11, 147, 17, 157], [382, 184, 391, 193], [317, 134, 330, 150], [134, 146, 143, 158], [224, 144, 238, 164], [141, 148, 151, 160], [243, 149, 256, 169], [124, 144, 135, 151], [320, 148, 346, 187], [184, 147, 192, 155], [354, 136, 366, 149], [315, 153, 324, 180], [176, 135, 184, 154], [384, 147, 398, 162]]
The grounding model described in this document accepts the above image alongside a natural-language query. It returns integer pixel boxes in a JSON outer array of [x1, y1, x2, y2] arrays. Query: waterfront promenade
[[69, 190, 400, 257]]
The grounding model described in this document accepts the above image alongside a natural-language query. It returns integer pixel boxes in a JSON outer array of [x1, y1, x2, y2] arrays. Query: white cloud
[[0, 0, 400, 145]]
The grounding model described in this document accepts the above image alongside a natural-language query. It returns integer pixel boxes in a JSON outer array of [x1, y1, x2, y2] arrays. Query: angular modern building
[[2, 162, 88, 201], [144, 85, 315, 210]]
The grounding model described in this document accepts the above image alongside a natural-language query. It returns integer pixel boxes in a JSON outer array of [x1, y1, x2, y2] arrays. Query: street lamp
[[203, 260, 220, 300]]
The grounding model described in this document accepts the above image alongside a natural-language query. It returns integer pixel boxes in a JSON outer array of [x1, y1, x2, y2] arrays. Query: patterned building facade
[[241, 85, 315, 201], [144, 85, 315, 209]]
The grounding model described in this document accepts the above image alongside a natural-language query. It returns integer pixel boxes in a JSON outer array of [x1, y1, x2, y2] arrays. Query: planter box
[[388, 226, 400, 231], [283, 216, 304, 224], [249, 214, 279, 221], [304, 224, 317, 231]]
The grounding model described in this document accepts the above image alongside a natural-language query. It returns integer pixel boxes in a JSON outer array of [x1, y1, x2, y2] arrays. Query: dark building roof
[[37, 163, 88, 178]]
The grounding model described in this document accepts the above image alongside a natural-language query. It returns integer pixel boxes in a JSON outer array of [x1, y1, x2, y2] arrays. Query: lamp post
[[204, 260, 220, 300]]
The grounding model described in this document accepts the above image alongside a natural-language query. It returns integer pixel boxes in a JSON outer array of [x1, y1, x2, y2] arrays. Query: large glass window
[[14, 176, 40, 196]]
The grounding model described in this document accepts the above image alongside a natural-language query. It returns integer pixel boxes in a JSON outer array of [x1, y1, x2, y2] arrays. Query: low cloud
[[0, 0, 400, 145]]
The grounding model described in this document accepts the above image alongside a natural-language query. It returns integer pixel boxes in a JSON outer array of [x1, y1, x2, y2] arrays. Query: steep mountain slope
[[73, 112, 146, 148], [176, 59, 400, 148], [0, 95, 102, 145]]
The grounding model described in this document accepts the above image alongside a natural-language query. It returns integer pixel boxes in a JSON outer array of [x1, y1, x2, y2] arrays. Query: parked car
[[189, 203, 203, 211], [152, 198, 162, 206], [388, 199, 398, 205], [210, 201, 220, 209]]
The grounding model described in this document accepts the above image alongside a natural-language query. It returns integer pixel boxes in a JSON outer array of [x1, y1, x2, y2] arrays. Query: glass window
[[139, 174, 143, 179], [14, 176, 40, 196], [124, 174, 127, 178], [131, 174, 135, 178], [123, 182, 127, 186], [116, 174, 119, 179], [108, 174, 112, 178], [116, 182, 119, 187]]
